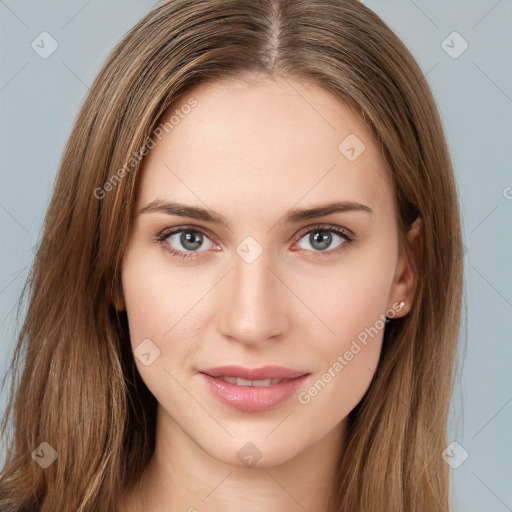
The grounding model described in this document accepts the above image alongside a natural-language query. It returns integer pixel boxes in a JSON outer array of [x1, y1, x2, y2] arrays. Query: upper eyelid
[[157, 225, 216, 244], [295, 223, 354, 239]]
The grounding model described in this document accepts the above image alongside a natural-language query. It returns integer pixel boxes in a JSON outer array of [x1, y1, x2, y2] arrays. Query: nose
[[217, 246, 289, 347]]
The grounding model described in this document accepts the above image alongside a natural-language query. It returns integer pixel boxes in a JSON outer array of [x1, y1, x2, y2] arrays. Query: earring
[[386, 300, 406, 320]]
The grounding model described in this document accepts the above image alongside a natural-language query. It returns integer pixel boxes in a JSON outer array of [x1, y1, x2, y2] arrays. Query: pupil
[[311, 231, 331, 251], [181, 231, 202, 250]]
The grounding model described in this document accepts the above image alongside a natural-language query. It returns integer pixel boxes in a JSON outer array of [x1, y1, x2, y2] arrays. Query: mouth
[[211, 376, 294, 387], [199, 365, 310, 412]]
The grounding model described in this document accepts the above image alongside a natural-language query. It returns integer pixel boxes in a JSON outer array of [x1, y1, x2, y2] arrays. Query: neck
[[120, 405, 347, 512]]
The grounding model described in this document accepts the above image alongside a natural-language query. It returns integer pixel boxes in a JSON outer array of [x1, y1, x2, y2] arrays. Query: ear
[[387, 216, 422, 317]]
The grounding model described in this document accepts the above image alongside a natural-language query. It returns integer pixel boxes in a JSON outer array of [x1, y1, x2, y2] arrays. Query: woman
[[0, 0, 464, 510]]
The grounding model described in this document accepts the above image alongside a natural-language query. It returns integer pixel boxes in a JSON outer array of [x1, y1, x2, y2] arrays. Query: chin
[[198, 432, 306, 470]]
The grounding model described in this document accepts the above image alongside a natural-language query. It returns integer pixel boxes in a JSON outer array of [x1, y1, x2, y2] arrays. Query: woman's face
[[118, 75, 416, 468]]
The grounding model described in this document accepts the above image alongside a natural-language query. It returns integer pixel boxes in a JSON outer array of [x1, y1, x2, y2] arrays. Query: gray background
[[1, 1, 511, 510]]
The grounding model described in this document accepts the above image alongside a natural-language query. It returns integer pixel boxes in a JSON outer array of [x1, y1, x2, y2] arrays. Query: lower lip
[[200, 373, 310, 412]]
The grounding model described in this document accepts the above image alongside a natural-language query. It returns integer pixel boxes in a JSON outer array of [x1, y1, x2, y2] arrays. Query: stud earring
[[386, 300, 406, 320]]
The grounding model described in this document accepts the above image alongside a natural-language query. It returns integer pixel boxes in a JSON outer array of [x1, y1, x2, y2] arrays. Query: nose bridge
[[217, 240, 287, 344]]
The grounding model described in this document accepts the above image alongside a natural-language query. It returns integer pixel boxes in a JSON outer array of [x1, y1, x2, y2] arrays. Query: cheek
[[295, 240, 396, 354], [121, 243, 205, 344], [120, 249, 204, 404], [292, 242, 396, 412], [120, 240, 222, 392], [295, 282, 387, 425]]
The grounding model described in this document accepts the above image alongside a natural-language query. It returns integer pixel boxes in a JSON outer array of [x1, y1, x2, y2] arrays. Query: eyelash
[[155, 223, 355, 260]]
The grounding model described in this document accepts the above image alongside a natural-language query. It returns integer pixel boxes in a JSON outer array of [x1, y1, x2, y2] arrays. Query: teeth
[[237, 377, 257, 386], [218, 376, 286, 386]]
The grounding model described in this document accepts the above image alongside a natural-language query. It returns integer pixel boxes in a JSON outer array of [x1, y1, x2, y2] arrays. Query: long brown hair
[[0, 0, 464, 510]]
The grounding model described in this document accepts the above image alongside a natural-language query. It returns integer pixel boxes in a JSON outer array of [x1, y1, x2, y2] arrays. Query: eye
[[155, 223, 354, 260], [293, 224, 354, 256], [156, 226, 217, 260]]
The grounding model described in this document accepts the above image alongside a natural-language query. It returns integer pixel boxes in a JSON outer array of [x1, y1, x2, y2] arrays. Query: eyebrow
[[139, 199, 373, 229]]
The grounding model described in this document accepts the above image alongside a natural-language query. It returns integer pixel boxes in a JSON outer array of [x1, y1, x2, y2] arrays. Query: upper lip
[[200, 365, 309, 380]]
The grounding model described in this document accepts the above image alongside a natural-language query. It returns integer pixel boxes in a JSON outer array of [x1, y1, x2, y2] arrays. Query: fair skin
[[116, 74, 421, 512]]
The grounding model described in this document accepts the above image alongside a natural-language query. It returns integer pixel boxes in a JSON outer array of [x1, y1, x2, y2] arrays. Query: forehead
[[137, 76, 395, 223]]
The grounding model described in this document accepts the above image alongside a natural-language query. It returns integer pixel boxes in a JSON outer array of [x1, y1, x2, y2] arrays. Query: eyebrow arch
[[139, 199, 373, 229]]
